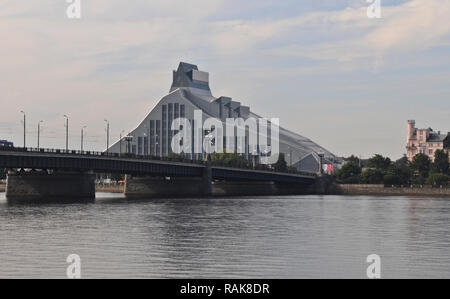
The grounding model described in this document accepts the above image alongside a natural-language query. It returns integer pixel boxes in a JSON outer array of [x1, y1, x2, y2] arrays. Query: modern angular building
[[406, 120, 450, 161], [107, 62, 337, 173]]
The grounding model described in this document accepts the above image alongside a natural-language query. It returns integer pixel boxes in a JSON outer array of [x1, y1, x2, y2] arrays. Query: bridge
[[0, 147, 318, 200]]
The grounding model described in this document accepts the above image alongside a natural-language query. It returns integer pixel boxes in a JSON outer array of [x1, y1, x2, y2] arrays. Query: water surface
[[0, 192, 449, 278]]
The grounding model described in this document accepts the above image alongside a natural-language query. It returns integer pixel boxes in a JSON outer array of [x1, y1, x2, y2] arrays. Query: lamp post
[[20, 111, 26, 148], [37, 120, 43, 149], [81, 126, 87, 151], [64, 115, 69, 151], [104, 119, 110, 153]]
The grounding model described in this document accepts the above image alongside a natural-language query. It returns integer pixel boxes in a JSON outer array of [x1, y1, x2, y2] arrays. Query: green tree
[[431, 150, 449, 175], [426, 173, 449, 187], [410, 153, 431, 181], [384, 157, 412, 186], [360, 168, 384, 184], [273, 153, 288, 173], [335, 162, 362, 184], [345, 155, 360, 166], [367, 154, 391, 171], [0, 168, 6, 180], [211, 151, 251, 169]]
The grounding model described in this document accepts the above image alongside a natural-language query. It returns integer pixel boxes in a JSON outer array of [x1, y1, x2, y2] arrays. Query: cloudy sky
[[1, 0, 449, 159]]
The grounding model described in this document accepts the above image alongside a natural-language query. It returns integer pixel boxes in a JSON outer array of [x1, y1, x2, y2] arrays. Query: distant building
[[0, 140, 13, 148], [107, 62, 338, 173], [406, 120, 450, 161]]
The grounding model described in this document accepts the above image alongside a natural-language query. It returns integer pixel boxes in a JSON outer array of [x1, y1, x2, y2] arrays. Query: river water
[[0, 192, 449, 279]]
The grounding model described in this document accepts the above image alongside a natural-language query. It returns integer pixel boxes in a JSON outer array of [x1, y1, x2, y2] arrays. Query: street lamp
[[104, 119, 110, 153], [64, 115, 69, 151], [20, 111, 26, 148], [37, 120, 43, 149], [81, 126, 87, 151]]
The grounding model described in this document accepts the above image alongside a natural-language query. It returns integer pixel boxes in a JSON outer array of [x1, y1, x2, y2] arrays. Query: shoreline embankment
[[2, 183, 449, 197], [328, 184, 450, 197]]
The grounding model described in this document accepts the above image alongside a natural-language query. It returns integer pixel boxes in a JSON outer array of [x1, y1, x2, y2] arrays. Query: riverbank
[[95, 185, 124, 193], [2, 183, 449, 197], [329, 184, 450, 196]]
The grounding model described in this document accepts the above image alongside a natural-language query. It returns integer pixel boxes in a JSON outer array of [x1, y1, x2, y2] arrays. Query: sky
[[0, 0, 449, 160]]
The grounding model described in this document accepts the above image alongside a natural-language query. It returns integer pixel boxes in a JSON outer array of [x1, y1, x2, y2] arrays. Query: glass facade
[[162, 105, 167, 155], [156, 120, 161, 156], [138, 136, 143, 155], [150, 120, 155, 156], [168, 103, 173, 154]]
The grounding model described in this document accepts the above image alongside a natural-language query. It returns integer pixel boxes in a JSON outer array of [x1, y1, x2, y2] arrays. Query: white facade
[[107, 62, 337, 173]]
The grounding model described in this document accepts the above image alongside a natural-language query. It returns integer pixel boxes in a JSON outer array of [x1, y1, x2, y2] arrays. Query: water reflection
[[0, 192, 449, 278]]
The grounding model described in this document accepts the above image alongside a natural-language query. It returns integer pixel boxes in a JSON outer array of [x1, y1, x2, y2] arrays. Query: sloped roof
[[169, 62, 336, 160]]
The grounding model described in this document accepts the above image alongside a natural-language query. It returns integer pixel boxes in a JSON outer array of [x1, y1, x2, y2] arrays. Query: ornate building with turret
[[406, 120, 450, 161]]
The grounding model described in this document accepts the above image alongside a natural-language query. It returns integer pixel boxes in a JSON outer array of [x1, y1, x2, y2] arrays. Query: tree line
[[335, 150, 450, 187]]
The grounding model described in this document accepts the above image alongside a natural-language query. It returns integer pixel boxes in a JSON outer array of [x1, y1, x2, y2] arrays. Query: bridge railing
[[0, 146, 206, 164], [0, 146, 316, 178]]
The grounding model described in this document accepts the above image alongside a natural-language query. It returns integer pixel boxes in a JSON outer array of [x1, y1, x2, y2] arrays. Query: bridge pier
[[124, 175, 211, 198], [274, 183, 313, 195], [212, 181, 276, 196], [6, 171, 95, 201]]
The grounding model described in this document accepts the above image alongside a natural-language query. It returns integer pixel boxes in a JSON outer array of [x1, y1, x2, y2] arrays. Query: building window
[[168, 103, 174, 154], [156, 120, 161, 156], [138, 137, 143, 155], [174, 103, 180, 119], [150, 120, 155, 155], [180, 104, 185, 118], [144, 136, 148, 155], [162, 105, 167, 155]]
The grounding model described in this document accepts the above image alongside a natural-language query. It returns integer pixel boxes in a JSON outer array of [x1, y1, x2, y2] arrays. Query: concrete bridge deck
[[0, 147, 317, 200]]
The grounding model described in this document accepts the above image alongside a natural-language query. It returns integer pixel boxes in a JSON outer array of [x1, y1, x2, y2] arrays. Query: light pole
[[81, 126, 87, 151], [104, 119, 110, 153], [64, 115, 69, 151], [20, 111, 26, 148], [37, 120, 43, 149]]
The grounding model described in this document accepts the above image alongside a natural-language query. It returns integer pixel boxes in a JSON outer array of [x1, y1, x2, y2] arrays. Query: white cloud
[[0, 0, 449, 157], [210, 0, 450, 68]]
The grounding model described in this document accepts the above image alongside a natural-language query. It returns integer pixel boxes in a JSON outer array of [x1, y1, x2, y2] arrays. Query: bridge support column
[[124, 175, 211, 198], [274, 183, 314, 195], [212, 181, 276, 196], [6, 171, 95, 201]]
